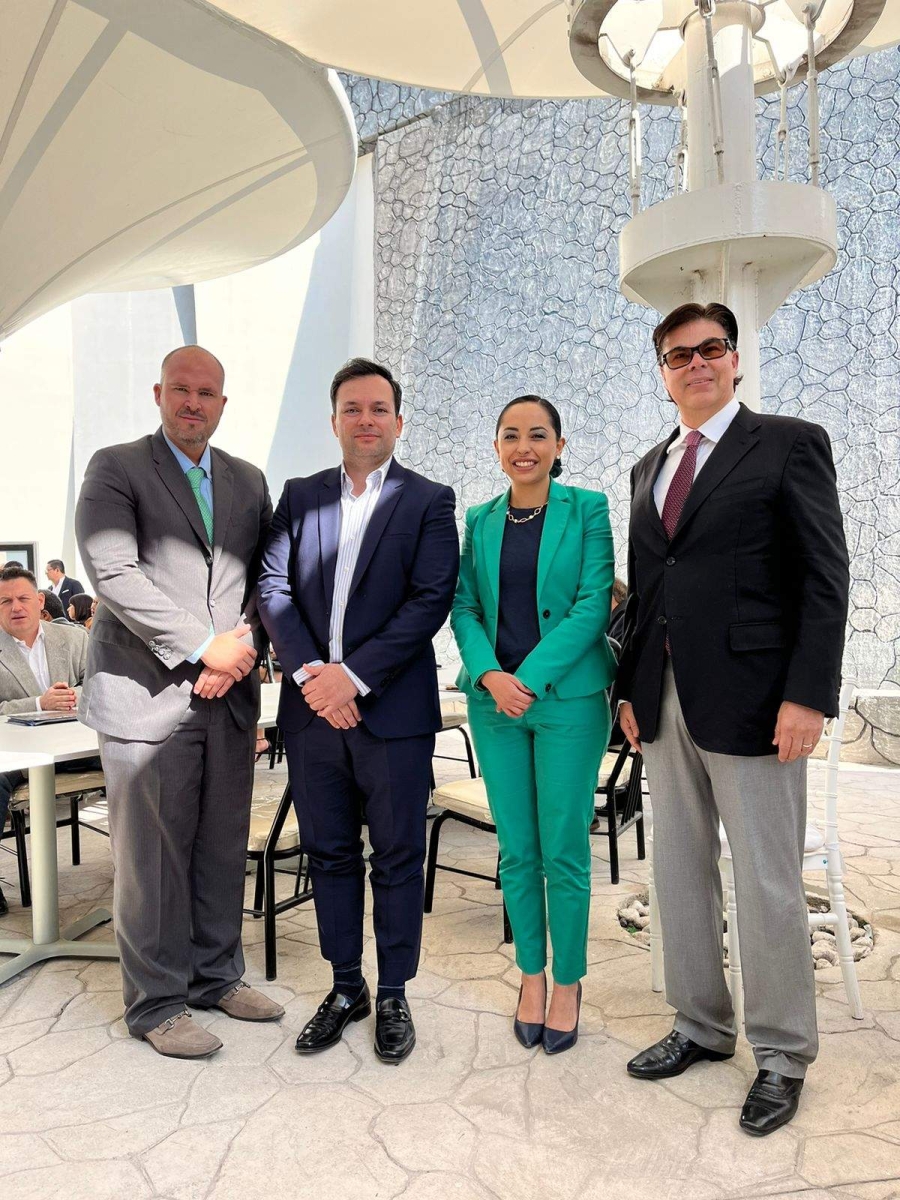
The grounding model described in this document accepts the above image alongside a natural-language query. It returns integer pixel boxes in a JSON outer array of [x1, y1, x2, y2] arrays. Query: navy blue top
[[495, 505, 546, 674]]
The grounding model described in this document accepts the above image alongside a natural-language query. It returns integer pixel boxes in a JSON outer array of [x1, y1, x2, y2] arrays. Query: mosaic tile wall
[[345, 51, 900, 687]]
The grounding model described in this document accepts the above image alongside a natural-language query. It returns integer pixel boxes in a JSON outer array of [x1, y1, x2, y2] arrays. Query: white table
[[0, 682, 282, 987]]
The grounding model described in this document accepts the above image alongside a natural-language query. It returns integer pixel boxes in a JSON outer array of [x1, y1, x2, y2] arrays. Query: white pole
[[682, 1, 762, 409]]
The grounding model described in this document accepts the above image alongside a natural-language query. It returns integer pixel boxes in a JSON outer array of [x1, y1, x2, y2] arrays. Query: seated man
[[0, 565, 93, 916], [40, 593, 70, 623]]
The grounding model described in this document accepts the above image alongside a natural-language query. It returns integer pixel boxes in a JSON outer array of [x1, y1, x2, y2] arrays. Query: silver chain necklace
[[506, 503, 547, 525]]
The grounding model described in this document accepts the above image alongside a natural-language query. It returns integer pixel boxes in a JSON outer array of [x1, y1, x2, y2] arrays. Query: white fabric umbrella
[[0, 0, 357, 341], [209, 0, 900, 99]]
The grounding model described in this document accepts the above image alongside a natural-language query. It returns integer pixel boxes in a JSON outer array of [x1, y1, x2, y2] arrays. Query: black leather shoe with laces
[[626, 1030, 735, 1079], [295, 984, 371, 1055], [739, 1070, 804, 1136], [374, 997, 416, 1064]]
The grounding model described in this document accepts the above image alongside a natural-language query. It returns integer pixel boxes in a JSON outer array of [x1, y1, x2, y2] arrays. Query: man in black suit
[[617, 302, 849, 1136], [258, 358, 459, 1064], [45, 560, 84, 611]]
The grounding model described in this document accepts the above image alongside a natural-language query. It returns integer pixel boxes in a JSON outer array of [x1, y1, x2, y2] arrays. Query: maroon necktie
[[661, 429, 703, 540]]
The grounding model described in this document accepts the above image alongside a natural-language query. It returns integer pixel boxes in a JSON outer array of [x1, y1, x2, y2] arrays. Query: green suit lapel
[[536, 480, 571, 599], [481, 491, 507, 616]]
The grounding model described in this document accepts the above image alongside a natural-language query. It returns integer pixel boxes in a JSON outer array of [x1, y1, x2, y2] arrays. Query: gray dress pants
[[98, 696, 255, 1036], [641, 663, 818, 1077]]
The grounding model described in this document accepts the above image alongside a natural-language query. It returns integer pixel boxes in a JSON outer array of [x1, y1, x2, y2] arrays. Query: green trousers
[[466, 691, 610, 985]]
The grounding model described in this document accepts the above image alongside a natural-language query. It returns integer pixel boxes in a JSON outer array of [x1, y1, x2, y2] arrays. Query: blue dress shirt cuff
[[187, 633, 215, 665]]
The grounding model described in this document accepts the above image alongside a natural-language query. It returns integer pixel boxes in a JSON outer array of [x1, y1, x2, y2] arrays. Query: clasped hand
[[302, 662, 361, 730], [481, 670, 535, 718], [194, 625, 257, 699]]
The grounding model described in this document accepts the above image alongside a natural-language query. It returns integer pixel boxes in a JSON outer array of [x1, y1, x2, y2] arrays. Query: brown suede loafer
[[144, 1011, 223, 1059], [213, 981, 285, 1022]]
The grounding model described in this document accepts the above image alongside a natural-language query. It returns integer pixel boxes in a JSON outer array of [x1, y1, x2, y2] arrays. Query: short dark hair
[[41, 593, 67, 621], [68, 593, 94, 624], [495, 395, 565, 479], [330, 358, 402, 415], [653, 302, 743, 388], [0, 565, 38, 588], [46, 559, 65, 573], [612, 577, 627, 606]]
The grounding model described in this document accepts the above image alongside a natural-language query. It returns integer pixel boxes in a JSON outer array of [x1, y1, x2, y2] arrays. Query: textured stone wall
[[346, 51, 900, 688]]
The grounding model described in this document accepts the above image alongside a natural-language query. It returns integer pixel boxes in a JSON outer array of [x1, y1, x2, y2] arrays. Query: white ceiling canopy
[[208, 0, 615, 98], [210, 0, 900, 101], [0, 0, 357, 341]]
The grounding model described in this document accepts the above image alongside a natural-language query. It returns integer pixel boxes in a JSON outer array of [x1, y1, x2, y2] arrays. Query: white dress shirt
[[653, 397, 740, 516], [14, 622, 51, 711], [293, 457, 394, 697]]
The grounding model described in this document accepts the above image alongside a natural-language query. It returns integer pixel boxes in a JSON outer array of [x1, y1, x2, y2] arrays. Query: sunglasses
[[658, 337, 735, 370]]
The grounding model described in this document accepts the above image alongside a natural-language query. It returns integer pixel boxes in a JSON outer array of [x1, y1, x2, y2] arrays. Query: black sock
[[376, 982, 406, 1005], [332, 958, 364, 998]]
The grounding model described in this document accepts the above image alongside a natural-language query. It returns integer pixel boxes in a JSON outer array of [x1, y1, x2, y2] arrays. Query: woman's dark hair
[[68, 593, 94, 624], [495, 395, 564, 478]]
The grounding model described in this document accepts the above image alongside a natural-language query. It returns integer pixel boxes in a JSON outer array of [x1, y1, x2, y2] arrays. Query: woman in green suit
[[451, 395, 616, 1055]]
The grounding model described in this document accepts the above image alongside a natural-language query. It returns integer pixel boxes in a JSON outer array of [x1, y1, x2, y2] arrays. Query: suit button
[[666, 557, 676, 566], [657, 616, 667, 625], [545, 683, 552, 693], [210, 600, 216, 608], [542, 609, 551, 619]]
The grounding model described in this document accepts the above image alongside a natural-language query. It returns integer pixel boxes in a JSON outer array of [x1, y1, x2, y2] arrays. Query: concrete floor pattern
[[1, 745, 900, 1200]]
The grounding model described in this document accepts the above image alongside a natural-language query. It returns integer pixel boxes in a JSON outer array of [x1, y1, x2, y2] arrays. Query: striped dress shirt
[[293, 457, 394, 696]]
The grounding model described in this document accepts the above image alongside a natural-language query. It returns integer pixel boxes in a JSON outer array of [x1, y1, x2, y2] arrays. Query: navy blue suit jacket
[[258, 460, 459, 739]]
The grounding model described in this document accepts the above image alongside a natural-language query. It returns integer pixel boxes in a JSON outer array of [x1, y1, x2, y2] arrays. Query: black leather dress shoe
[[542, 981, 582, 1056], [295, 984, 371, 1054], [0, 886, 8, 917], [513, 972, 546, 1049], [740, 1070, 804, 1136], [374, 997, 416, 1064], [626, 1030, 735, 1079]]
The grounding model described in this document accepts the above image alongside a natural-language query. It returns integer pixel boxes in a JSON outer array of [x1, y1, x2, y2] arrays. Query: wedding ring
[[801, 742, 814, 748]]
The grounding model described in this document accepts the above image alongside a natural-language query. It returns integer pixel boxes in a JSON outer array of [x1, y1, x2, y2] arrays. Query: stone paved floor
[[1, 737, 900, 1200]]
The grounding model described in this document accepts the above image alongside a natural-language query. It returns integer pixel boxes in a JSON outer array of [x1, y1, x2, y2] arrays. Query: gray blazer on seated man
[[75, 344, 279, 1061], [0, 565, 93, 917]]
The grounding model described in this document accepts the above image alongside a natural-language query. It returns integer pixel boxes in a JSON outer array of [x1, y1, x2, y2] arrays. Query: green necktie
[[186, 466, 213, 543]]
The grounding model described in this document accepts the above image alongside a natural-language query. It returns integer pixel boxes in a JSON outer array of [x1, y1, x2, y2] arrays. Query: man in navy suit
[[258, 358, 458, 1064]]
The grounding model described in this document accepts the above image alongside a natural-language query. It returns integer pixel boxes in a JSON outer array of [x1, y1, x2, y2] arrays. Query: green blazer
[[451, 480, 617, 701]]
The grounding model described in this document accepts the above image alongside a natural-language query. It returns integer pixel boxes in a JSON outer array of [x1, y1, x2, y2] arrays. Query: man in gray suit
[[0, 564, 91, 915], [75, 345, 280, 1059]]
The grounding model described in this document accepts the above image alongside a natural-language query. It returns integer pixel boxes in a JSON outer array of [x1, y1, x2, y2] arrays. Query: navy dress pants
[[285, 719, 435, 988]]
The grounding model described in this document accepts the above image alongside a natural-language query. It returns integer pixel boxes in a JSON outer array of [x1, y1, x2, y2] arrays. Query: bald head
[[154, 345, 228, 464], [160, 345, 225, 390]]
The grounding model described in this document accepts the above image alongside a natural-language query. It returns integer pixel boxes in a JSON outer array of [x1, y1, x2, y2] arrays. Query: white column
[[683, 1, 762, 408]]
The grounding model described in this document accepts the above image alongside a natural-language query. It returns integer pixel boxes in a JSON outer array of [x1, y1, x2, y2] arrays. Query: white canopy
[[0, 0, 357, 341], [210, 0, 900, 99]]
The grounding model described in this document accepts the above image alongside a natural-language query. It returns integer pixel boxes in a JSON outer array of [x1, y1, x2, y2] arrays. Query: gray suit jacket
[[75, 428, 272, 742], [0, 622, 88, 714]]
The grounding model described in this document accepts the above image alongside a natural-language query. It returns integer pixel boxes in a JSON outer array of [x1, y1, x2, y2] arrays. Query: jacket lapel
[[317, 468, 343, 604], [348, 461, 405, 598], [481, 492, 508, 614], [210, 450, 234, 572], [0, 630, 39, 697], [151, 429, 211, 552], [536, 480, 571, 599], [635, 431, 676, 545], [672, 404, 761, 540]]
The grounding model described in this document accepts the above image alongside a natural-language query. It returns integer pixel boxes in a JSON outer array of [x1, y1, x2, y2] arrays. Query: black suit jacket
[[58, 576, 84, 609], [617, 403, 849, 756], [257, 460, 459, 739]]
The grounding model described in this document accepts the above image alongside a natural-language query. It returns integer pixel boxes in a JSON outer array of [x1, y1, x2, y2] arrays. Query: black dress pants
[[285, 719, 435, 987]]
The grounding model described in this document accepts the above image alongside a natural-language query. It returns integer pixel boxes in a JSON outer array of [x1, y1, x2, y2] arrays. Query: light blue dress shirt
[[163, 433, 214, 663]]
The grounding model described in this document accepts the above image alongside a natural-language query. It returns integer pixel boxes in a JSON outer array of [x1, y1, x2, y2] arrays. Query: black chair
[[591, 742, 645, 885], [423, 779, 512, 943], [244, 782, 314, 980]]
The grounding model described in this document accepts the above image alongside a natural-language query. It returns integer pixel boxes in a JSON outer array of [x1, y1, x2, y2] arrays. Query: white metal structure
[[0, 0, 357, 341], [215, 0, 900, 409], [648, 682, 864, 1022]]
